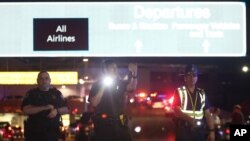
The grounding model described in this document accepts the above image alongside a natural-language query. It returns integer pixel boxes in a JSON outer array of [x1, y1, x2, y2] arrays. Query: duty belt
[[176, 118, 205, 129], [94, 113, 128, 126]]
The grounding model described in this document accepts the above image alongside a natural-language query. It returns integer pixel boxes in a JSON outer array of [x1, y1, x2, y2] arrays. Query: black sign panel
[[34, 18, 88, 51], [230, 125, 250, 141]]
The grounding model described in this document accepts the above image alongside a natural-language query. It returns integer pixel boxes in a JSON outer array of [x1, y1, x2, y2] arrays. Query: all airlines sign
[[33, 18, 88, 51], [0, 2, 246, 57]]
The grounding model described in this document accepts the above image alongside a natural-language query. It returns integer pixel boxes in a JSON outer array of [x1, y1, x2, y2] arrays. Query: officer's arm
[[205, 109, 215, 130], [205, 109, 215, 141], [57, 93, 69, 115], [126, 63, 137, 91], [126, 77, 137, 92], [89, 85, 105, 107], [57, 107, 69, 115], [48, 106, 69, 119], [22, 104, 54, 115], [174, 106, 195, 124]]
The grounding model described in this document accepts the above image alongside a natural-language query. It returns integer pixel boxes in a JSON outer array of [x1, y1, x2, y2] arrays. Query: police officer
[[21, 71, 69, 141], [173, 64, 215, 141], [88, 60, 137, 141]]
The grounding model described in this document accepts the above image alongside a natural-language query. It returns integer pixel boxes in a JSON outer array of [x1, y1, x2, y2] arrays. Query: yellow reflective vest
[[177, 86, 206, 120]]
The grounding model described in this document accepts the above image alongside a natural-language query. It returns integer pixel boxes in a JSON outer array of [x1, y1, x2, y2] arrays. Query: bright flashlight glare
[[103, 76, 113, 86], [134, 126, 141, 133]]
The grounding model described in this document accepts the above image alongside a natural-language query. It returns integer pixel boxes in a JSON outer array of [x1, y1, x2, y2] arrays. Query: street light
[[242, 65, 249, 73], [61, 85, 66, 89], [83, 58, 89, 62]]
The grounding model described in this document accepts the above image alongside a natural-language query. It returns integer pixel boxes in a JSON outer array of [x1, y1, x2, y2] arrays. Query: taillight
[[138, 92, 147, 98], [225, 128, 230, 134], [152, 101, 164, 108], [150, 92, 157, 98], [2, 131, 12, 138], [75, 126, 79, 132], [165, 106, 171, 112], [84, 127, 90, 132], [101, 113, 107, 119], [168, 96, 174, 105], [71, 108, 79, 114]]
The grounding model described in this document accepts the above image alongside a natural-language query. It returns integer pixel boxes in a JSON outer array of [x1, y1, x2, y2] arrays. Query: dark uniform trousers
[[25, 132, 58, 141], [175, 119, 207, 141], [93, 114, 133, 141], [24, 119, 60, 141]]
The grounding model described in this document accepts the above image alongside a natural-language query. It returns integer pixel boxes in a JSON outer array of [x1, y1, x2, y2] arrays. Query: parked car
[[215, 122, 230, 141], [11, 125, 24, 141], [0, 122, 13, 141], [58, 123, 67, 141], [73, 112, 94, 141]]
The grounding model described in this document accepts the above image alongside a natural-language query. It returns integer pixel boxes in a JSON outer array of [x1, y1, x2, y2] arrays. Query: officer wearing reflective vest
[[173, 64, 215, 141]]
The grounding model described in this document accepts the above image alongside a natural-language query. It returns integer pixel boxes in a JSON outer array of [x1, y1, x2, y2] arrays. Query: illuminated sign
[[0, 72, 78, 85], [33, 18, 88, 51], [0, 2, 246, 57]]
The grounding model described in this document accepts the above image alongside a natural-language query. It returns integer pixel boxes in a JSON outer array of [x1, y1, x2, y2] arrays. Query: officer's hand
[[207, 131, 215, 141], [45, 104, 54, 110], [128, 63, 137, 75], [47, 108, 57, 118]]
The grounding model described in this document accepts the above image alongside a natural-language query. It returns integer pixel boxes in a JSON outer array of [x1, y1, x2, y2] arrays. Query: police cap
[[185, 64, 199, 76]]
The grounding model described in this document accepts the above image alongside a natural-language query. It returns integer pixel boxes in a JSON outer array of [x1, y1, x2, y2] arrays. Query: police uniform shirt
[[21, 87, 66, 129], [88, 79, 128, 117], [174, 86, 210, 115]]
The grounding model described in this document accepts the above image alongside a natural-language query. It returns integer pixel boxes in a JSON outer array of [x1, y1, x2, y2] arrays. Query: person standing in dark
[[212, 107, 222, 141], [231, 104, 245, 125], [21, 71, 69, 141], [88, 60, 137, 141], [173, 64, 215, 141]]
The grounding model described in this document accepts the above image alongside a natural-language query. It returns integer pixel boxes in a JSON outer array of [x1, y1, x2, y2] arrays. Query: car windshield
[[0, 122, 10, 128]]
